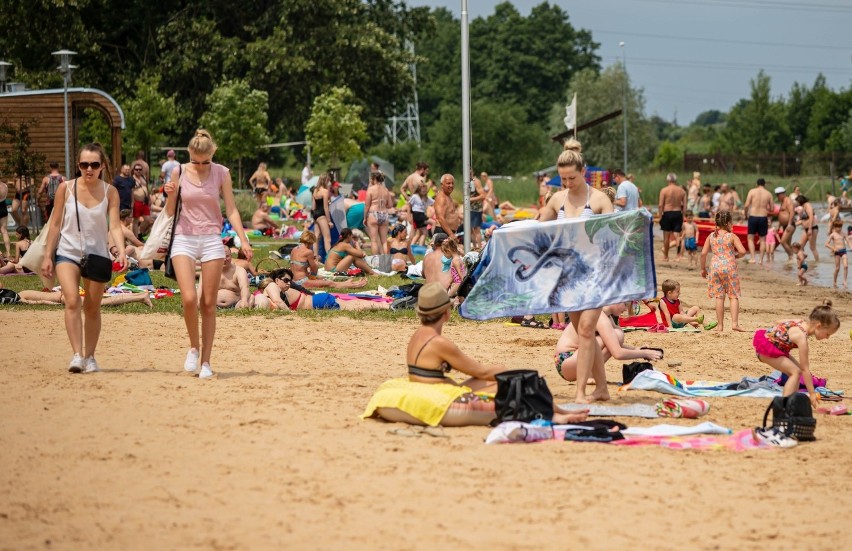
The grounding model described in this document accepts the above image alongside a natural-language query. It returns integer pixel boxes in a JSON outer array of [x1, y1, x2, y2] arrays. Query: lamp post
[[461, 0, 472, 253], [0, 61, 12, 93], [619, 42, 628, 173], [52, 50, 77, 179]]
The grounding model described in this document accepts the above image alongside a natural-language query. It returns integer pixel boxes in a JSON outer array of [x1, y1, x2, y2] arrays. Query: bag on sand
[[622, 361, 654, 385], [0, 289, 21, 304], [763, 394, 816, 441], [493, 370, 554, 425]]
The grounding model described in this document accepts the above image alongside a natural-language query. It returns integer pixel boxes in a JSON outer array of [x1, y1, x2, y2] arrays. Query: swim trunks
[[660, 211, 683, 233], [835, 248, 847, 257], [312, 292, 340, 310], [684, 237, 697, 251], [747, 215, 769, 237]]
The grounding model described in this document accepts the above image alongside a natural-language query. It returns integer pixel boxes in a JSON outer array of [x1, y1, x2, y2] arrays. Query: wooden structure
[[0, 88, 125, 177]]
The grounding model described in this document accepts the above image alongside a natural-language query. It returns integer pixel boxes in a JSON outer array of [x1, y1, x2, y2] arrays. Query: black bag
[[763, 394, 816, 441], [163, 170, 183, 280], [493, 369, 554, 424], [74, 179, 113, 283], [0, 289, 21, 304], [622, 361, 654, 385]]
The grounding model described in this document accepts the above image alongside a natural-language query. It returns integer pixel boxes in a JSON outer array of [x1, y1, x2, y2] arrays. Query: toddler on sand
[[680, 211, 699, 268], [824, 220, 848, 289], [658, 279, 716, 330], [700, 211, 746, 331]]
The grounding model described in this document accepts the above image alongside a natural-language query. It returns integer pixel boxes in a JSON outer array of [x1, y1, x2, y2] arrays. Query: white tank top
[[56, 180, 110, 260]]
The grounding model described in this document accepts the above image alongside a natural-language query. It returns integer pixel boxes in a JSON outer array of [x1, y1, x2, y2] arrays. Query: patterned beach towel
[[460, 209, 656, 320]]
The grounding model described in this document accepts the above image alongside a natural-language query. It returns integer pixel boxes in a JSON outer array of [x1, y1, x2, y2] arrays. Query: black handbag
[[762, 393, 816, 441], [493, 369, 554, 425], [74, 179, 113, 283], [622, 361, 654, 385], [163, 171, 182, 280]]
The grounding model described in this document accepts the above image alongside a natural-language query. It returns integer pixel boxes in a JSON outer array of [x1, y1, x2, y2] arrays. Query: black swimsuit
[[407, 335, 452, 379]]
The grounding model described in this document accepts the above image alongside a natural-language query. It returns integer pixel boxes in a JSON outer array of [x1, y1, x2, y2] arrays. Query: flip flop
[[703, 321, 718, 330], [520, 318, 547, 329], [696, 314, 705, 324]]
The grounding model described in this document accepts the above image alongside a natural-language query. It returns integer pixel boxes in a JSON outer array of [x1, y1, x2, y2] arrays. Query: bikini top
[[407, 334, 452, 378], [390, 247, 409, 255], [290, 259, 309, 267], [557, 184, 594, 220]]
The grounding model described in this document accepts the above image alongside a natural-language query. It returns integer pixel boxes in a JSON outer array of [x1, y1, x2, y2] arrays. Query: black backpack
[[622, 361, 654, 385], [492, 370, 554, 425], [0, 289, 21, 304], [762, 394, 816, 441]]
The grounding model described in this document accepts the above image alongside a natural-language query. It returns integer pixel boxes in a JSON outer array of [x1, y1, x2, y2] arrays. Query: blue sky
[[406, 0, 851, 126]]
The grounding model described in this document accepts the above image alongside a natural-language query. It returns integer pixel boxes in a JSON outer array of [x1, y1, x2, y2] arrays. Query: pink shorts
[[753, 329, 789, 359]]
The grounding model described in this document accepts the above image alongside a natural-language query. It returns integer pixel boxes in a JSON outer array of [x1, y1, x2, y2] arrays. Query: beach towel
[[560, 403, 659, 418], [613, 429, 773, 451], [627, 370, 784, 398], [460, 209, 657, 320], [621, 422, 732, 437]]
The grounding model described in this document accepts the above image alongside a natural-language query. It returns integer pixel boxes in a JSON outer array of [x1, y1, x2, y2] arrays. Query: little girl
[[752, 300, 839, 408], [700, 211, 746, 331], [765, 221, 779, 263], [441, 236, 465, 298], [793, 242, 808, 286]]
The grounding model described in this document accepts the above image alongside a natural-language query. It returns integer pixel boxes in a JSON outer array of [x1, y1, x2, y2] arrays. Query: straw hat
[[415, 283, 452, 316]]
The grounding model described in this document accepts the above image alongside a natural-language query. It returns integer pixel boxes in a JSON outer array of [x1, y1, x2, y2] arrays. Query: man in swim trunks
[[200, 244, 252, 309], [743, 177, 774, 264], [434, 174, 461, 237], [658, 172, 686, 261], [775, 186, 796, 261]]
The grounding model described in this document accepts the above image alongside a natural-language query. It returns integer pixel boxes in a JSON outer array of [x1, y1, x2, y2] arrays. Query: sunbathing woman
[[254, 268, 388, 311], [18, 288, 152, 307], [0, 226, 33, 274], [324, 228, 377, 276], [290, 230, 366, 288], [387, 224, 415, 273], [554, 302, 662, 387], [362, 283, 590, 427]]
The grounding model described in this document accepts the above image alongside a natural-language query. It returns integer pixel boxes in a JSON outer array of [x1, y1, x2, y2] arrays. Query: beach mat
[[560, 403, 658, 418], [627, 370, 782, 398]]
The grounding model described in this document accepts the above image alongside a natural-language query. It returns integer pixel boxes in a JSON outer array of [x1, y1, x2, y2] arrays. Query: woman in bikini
[[362, 283, 589, 427], [249, 162, 272, 207], [324, 228, 377, 276], [254, 268, 388, 311], [289, 230, 366, 289], [0, 226, 34, 274], [387, 224, 415, 273], [364, 171, 391, 255], [554, 302, 662, 382], [796, 194, 820, 262], [311, 174, 333, 257]]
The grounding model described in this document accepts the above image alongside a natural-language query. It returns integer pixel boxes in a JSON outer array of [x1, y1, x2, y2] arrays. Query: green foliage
[[367, 141, 422, 180], [692, 110, 726, 127], [122, 74, 178, 155], [76, 109, 111, 158], [200, 79, 270, 183], [0, 118, 45, 181], [718, 71, 790, 154], [553, 65, 657, 170], [653, 141, 682, 171], [305, 86, 367, 170]]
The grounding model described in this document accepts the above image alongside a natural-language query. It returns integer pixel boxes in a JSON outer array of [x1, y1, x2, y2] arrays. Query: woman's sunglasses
[[79, 161, 101, 170], [190, 160, 211, 165], [279, 277, 292, 283]]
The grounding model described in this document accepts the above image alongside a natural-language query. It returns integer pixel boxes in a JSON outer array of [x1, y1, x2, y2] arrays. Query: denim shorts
[[55, 254, 81, 267]]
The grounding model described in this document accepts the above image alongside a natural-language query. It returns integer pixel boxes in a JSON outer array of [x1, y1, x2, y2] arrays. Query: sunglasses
[[190, 160, 211, 165], [79, 161, 101, 170], [280, 278, 292, 283], [133, 167, 142, 171]]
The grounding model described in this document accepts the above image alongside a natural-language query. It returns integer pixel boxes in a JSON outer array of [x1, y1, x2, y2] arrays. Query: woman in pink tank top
[[164, 129, 252, 379]]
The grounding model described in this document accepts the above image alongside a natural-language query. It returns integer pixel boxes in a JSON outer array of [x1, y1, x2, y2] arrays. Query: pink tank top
[[175, 163, 227, 236]]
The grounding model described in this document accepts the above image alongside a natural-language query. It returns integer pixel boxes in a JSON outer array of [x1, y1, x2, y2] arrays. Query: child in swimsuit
[[752, 300, 839, 408], [766, 221, 779, 263], [681, 210, 699, 268], [824, 220, 848, 289], [440, 236, 465, 298], [793, 242, 808, 286], [658, 278, 715, 330]]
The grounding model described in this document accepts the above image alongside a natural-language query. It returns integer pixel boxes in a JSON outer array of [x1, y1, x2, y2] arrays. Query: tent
[[346, 156, 395, 191]]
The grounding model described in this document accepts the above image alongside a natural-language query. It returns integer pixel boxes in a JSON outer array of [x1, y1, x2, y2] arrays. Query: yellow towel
[[361, 378, 472, 427]]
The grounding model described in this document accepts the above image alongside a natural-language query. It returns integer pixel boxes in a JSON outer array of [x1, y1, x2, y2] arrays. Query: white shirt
[[161, 160, 179, 183], [614, 180, 639, 211]]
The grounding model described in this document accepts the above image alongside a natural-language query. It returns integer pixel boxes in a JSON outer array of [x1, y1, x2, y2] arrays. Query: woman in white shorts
[[164, 129, 252, 379]]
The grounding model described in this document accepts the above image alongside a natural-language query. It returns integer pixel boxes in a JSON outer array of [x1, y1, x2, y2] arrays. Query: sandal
[[703, 321, 718, 331], [520, 318, 547, 329]]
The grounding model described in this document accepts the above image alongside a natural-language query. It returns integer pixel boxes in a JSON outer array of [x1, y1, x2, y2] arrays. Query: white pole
[[63, 76, 70, 179], [461, 0, 471, 253]]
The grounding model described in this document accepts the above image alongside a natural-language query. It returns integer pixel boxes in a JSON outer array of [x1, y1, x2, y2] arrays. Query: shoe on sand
[[184, 348, 199, 372], [703, 321, 718, 331], [198, 363, 214, 379], [68, 353, 85, 374], [84, 356, 100, 373], [752, 426, 798, 448]]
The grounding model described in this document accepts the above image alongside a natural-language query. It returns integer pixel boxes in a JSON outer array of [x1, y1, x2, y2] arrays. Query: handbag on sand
[[763, 394, 816, 441], [492, 370, 554, 425]]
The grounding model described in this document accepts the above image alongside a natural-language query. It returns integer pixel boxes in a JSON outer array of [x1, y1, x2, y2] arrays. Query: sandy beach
[[1, 260, 850, 550]]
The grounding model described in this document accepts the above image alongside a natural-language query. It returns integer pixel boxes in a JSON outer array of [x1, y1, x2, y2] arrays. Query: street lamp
[[52, 49, 77, 179], [0, 61, 12, 93], [619, 41, 628, 173]]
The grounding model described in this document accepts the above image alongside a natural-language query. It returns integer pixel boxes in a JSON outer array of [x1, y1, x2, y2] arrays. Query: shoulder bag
[[492, 369, 554, 425], [75, 180, 113, 283]]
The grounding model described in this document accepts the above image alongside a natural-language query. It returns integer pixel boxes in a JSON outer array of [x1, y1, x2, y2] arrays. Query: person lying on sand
[[363, 283, 589, 426], [254, 268, 388, 311], [289, 231, 367, 289], [555, 303, 662, 394], [18, 289, 152, 308]]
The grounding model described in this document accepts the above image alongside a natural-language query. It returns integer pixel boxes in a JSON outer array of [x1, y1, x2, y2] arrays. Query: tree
[[719, 71, 790, 154], [122, 75, 179, 159], [552, 65, 657, 170], [305, 86, 368, 170], [200, 79, 270, 185], [0, 118, 46, 203], [652, 141, 682, 171], [692, 110, 726, 127]]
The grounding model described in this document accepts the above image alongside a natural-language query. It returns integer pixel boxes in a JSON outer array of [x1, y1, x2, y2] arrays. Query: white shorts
[[170, 234, 226, 263]]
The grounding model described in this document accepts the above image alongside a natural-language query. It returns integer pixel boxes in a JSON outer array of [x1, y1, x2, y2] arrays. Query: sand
[[1, 261, 851, 550]]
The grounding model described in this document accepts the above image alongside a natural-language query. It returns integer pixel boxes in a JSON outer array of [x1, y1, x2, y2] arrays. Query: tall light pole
[[619, 41, 628, 173], [460, 0, 472, 252], [52, 50, 77, 179], [0, 61, 12, 93]]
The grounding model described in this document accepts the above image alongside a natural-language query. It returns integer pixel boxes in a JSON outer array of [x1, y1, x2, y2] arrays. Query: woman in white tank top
[[41, 143, 127, 374]]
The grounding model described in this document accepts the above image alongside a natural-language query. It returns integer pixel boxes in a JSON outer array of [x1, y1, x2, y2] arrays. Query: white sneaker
[[68, 353, 85, 373], [184, 348, 199, 372], [752, 426, 798, 448], [198, 363, 214, 379], [84, 356, 100, 373]]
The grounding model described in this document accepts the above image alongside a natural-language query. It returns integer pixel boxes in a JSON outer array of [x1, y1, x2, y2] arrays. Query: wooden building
[[0, 87, 125, 178]]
